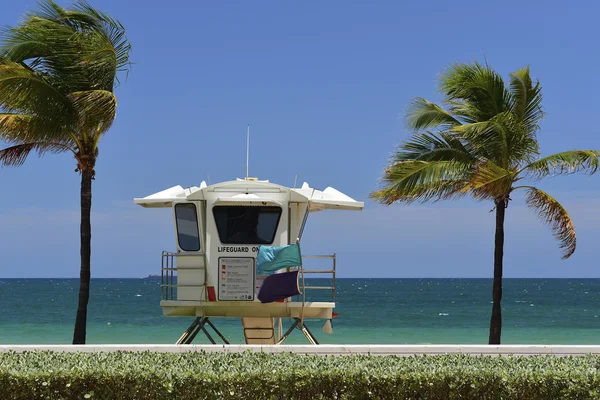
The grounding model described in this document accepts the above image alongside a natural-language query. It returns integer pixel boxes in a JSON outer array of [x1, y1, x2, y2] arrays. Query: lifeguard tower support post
[[134, 178, 363, 344]]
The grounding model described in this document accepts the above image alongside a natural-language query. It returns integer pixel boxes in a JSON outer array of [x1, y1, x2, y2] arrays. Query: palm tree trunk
[[489, 200, 505, 344], [73, 169, 93, 344]]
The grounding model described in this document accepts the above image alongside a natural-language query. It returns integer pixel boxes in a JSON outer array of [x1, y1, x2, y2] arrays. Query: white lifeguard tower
[[134, 178, 363, 344]]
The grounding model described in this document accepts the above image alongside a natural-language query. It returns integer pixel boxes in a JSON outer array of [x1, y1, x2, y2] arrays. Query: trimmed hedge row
[[1, 351, 600, 399]]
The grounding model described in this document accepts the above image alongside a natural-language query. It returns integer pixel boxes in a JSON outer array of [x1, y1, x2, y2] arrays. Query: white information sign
[[218, 257, 255, 301]]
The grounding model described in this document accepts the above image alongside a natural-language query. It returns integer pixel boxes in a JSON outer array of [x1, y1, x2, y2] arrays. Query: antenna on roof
[[246, 125, 250, 179], [293, 174, 298, 189], [207, 173, 211, 186]]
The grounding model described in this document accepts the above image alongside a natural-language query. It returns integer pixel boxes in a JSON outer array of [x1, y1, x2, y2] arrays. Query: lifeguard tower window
[[213, 206, 281, 244], [174, 203, 201, 251]]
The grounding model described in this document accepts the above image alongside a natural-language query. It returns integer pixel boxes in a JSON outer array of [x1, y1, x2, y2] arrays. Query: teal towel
[[256, 244, 302, 275]]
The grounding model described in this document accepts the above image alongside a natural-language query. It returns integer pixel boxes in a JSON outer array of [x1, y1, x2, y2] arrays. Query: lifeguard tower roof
[[134, 179, 364, 212]]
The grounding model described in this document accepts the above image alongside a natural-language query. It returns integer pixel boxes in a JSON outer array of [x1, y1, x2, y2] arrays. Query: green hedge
[[1, 351, 600, 399]]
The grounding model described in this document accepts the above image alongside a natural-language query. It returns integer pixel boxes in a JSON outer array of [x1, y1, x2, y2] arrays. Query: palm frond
[[508, 66, 544, 133], [450, 120, 507, 165], [451, 111, 540, 169], [0, 113, 34, 141], [406, 98, 461, 131], [522, 150, 600, 180], [395, 131, 477, 164], [0, 113, 68, 145], [464, 161, 515, 200], [1, 22, 86, 94], [53, 1, 132, 91], [0, 111, 69, 143], [73, 1, 131, 71], [523, 187, 576, 259], [370, 160, 472, 205], [0, 23, 54, 63], [370, 179, 468, 205], [35, 0, 70, 22], [440, 61, 510, 122], [2, 0, 131, 93], [36, 0, 103, 31], [0, 141, 73, 166], [0, 60, 74, 120], [489, 111, 539, 167], [501, 115, 539, 167], [69, 89, 117, 135]]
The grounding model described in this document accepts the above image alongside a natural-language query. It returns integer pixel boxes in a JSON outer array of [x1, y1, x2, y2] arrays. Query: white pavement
[[2, 344, 600, 355]]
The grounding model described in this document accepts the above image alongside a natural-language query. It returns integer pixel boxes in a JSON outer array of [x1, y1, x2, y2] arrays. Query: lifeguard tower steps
[[242, 317, 276, 344], [242, 317, 319, 345]]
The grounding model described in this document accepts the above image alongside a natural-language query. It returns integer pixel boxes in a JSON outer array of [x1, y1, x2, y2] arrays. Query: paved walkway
[[2, 344, 600, 355]]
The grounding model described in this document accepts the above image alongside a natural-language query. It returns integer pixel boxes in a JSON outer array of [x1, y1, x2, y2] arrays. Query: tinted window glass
[[174, 203, 201, 251], [213, 206, 282, 244]]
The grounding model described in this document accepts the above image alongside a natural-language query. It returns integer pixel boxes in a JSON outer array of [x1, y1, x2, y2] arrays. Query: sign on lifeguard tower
[[219, 257, 254, 301], [134, 178, 363, 345]]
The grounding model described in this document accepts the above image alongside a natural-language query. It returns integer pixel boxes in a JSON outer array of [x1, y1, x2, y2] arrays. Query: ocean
[[0, 278, 599, 345]]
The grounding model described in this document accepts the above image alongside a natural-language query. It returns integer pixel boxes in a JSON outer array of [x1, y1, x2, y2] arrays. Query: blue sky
[[1, 0, 599, 278]]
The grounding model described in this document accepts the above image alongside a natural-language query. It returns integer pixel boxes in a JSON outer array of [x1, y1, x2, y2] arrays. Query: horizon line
[[2, 276, 600, 280]]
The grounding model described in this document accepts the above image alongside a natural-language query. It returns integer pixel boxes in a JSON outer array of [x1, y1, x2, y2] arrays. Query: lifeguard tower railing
[[160, 251, 337, 303], [298, 254, 337, 303]]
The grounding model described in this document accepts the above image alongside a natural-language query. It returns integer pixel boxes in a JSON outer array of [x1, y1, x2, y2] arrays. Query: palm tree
[[0, 0, 131, 344], [371, 62, 599, 344]]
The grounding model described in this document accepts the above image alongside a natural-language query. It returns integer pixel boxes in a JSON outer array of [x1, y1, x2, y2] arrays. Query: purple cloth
[[258, 271, 300, 303]]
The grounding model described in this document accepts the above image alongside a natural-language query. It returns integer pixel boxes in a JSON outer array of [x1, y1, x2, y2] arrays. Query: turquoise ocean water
[[1, 278, 599, 345]]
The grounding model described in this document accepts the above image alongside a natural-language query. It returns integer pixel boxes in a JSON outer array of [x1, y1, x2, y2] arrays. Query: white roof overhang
[[133, 185, 203, 208], [134, 180, 363, 212], [292, 183, 364, 212]]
